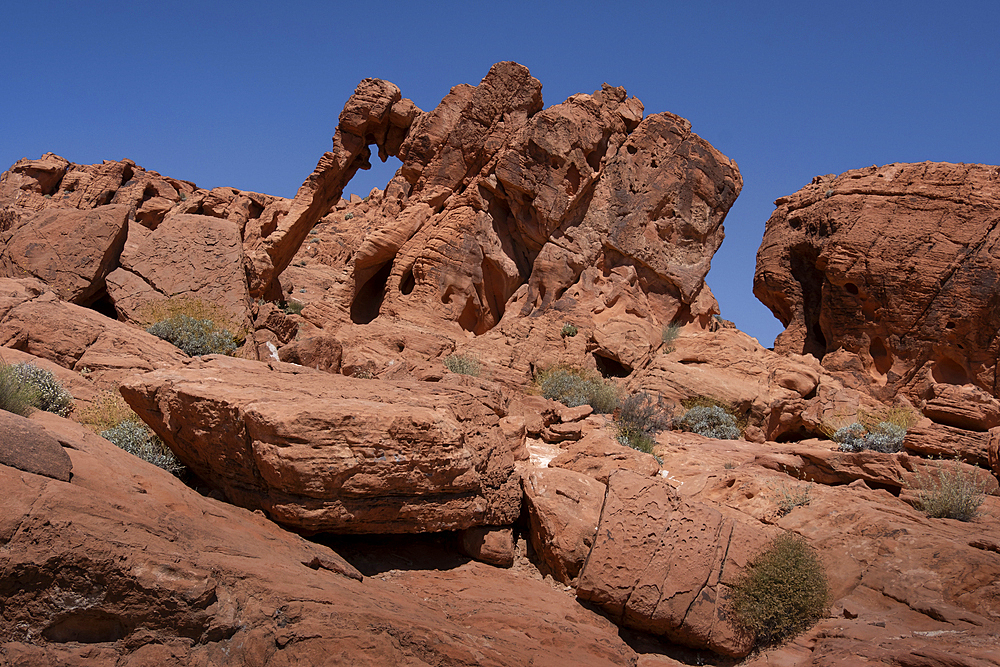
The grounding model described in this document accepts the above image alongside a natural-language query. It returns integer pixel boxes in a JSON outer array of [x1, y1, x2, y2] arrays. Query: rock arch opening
[[350, 258, 395, 325]]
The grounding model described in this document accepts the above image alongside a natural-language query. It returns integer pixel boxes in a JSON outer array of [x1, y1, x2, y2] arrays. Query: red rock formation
[[755, 162, 1000, 417], [119, 355, 521, 534]]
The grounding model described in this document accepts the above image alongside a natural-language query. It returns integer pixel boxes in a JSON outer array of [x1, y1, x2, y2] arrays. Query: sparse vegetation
[[730, 532, 831, 648], [444, 354, 481, 377], [911, 458, 988, 522], [723, 460, 738, 470], [139, 296, 243, 357], [0, 361, 74, 417], [833, 421, 906, 453], [282, 300, 304, 315], [344, 212, 354, 221], [533, 366, 619, 414], [81, 389, 185, 476], [615, 391, 672, 454], [561, 323, 578, 338], [676, 405, 740, 440], [774, 482, 813, 516], [661, 322, 680, 352]]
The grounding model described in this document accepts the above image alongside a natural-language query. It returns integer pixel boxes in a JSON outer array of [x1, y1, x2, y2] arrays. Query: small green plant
[[774, 482, 813, 516], [0, 361, 74, 417], [615, 391, 671, 454], [661, 322, 680, 352], [723, 460, 738, 470], [344, 212, 354, 221], [833, 421, 906, 453], [561, 323, 578, 338], [911, 458, 988, 522], [444, 354, 481, 377], [676, 405, 740, 440], [101, 421, 185, 476], [533, 366, 619, 414], [730, 532, 830, 648]]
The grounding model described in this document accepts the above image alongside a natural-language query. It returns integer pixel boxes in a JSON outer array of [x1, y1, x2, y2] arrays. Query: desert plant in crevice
[[81, 389, 185, 477], [615, 391, 672, 454], [729, 532, 830, 648], [830, 405, 916, 453], [533, 365, 619, 414], [661, 322, 680, 352], [911, 458, 988, 522]]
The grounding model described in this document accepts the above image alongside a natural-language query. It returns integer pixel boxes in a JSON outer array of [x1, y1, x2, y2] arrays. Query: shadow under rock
[[310, 531, 471, 577]]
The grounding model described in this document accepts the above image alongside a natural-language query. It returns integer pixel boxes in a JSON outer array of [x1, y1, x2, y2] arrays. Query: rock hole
[[931, 356, 970, 385], [43, 610, 128, 643], [946, 321, 956, 330], [87, 292, 120, 320], [593, 353, 631, 378], [844, 282, 859, 295], [788, 215, 803, 230], [95, 190, 117, 206], [399, 266, 415, 295], [395, 341, 405, 352], [565, 163, 581, 196], [350, 258, 394, 325], [626, 144, 637, 155], [247, 199, 264, 220], [869, 337, 892, 376], [119, 164, 134, 186]]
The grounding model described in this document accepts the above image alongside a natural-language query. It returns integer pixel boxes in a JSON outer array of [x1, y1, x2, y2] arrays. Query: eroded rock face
[[284, 61, 740, 379], [755, 162, 1000, 423], [119, 355, 520, 534]]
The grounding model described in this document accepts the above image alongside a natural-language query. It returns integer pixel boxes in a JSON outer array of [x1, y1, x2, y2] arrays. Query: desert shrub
[[661, 323, 680, 351], [282, 300, 304, 315], [561, 323, 578, 338], [774, 482, 813, 516], [78, 390, 138, 432], [833, 421, 906, 453], [533, 366, 619, 414], [344, 212, 354, 220], [0, 361, 39, 416], [912, 459, 988, 522], [147, 315, 238, 356], [444, 354, 481, 377], [101, 421, 184, 476], [7, 363, 74, 416], [730, 532, 830, 647], [615, 391, 672, 453], [676, 405, 740, 440]]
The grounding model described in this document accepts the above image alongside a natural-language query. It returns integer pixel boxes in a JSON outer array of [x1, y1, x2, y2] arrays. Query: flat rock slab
[[0, 410, 71, 481], [120, 355, 520, 534]]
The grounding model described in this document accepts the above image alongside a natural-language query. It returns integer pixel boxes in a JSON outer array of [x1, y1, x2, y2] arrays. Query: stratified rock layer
[[755, 162, 1000, 420], [120, 355, 520, 534]]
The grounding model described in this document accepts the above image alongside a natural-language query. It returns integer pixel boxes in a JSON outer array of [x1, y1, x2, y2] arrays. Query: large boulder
[[120, 355, 521, 534], [755, 162, 1000, 420], [576, 470, 779, 658]]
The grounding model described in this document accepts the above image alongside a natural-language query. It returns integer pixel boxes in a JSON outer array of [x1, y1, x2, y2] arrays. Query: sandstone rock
[[0, 292, 186, 388], [120, 355, 521, 534], [755, 162, 1000, 410], [0, 410, 72, 481], [0, 205, 129, 305], [904, 420, 992, 468], [549, 429, 661, 483], [990, 427, 1000, 478], [1, 405, 635, 666], [276, 330, 342, 372], [112, 212, 251, 325], [522, 466, 605, 584], [458, 526, 515, 567], [577, 470, 778, 658]]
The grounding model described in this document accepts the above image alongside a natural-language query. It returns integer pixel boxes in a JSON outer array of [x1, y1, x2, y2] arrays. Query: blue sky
[[3, 1, 997, 346]]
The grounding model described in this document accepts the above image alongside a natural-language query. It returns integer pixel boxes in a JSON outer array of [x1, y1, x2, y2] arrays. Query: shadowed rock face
[[755, 162, 1000, 414]]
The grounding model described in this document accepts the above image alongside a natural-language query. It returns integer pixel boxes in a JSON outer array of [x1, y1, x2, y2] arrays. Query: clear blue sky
[[4, 1, 997, 346]]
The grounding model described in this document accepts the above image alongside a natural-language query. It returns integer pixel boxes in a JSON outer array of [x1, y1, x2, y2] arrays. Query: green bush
[[615, 391, 671, 453], [912, 459, 988, 522], [282, 300, 304, 315], [833, 421, 906, 453], [534, 366, 619, 414], [561, 323, 578, 338], [444, 354, 481, 377], [101, 420, 184, 476], [8, 363, 74, 416], [0, 361, 74, 417], [676, 405, 740, 440], [147, 314, 238, 357], [730, 532, 830, 647], [0, 361, 39, 416]]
